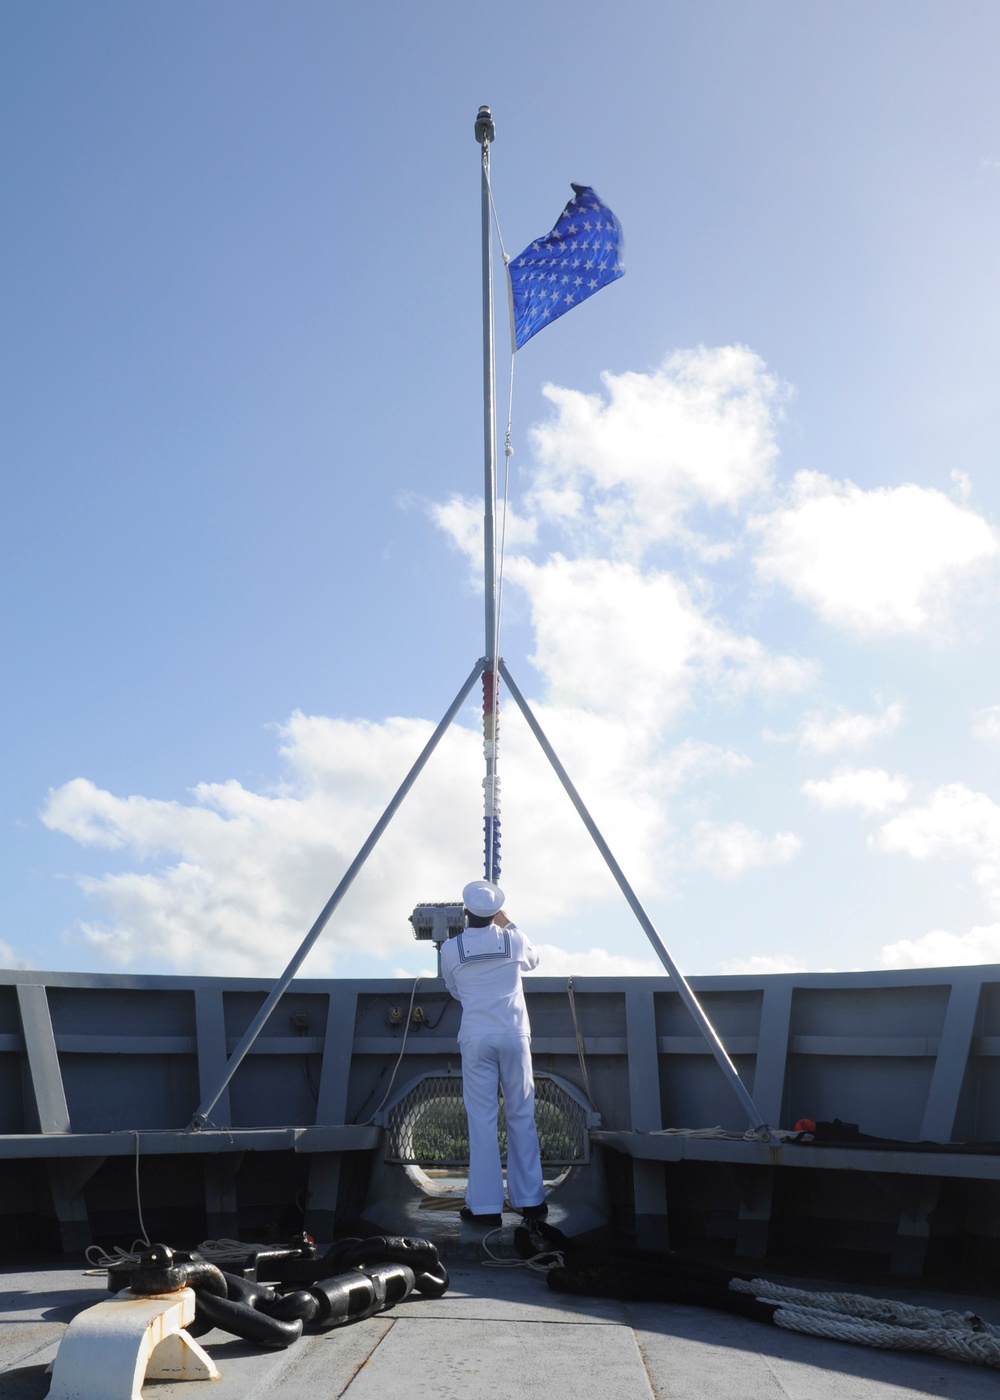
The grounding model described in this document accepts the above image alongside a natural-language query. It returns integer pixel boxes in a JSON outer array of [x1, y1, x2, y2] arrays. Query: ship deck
[[3, 1250, 999, 1400]]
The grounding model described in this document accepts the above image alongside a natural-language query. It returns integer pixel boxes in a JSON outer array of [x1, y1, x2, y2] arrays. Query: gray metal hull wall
[[2, 965, 999, 1277]]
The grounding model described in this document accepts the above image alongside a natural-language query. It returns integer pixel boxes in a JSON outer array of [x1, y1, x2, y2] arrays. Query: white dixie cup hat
[[462, 880, 506, 917]]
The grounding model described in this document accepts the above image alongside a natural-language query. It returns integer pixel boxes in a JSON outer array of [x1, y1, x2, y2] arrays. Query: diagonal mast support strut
[[499, 659, 771, 1138], [189, 659, 487, 1130]]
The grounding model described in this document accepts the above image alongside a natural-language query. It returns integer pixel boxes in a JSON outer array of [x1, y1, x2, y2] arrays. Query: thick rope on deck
[[729, 1276, 1000, 1368], [523, 1220, 1000, 1371]]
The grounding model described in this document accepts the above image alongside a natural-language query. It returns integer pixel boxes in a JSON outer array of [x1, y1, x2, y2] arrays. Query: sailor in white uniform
[[440, 879, 547, 1225]]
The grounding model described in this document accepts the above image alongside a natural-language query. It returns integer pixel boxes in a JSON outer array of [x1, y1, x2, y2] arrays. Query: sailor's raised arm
[[518, 934, 539, 973]]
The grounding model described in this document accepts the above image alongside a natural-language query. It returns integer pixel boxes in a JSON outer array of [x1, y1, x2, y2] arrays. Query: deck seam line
[[335, 1317, 397, 1398]]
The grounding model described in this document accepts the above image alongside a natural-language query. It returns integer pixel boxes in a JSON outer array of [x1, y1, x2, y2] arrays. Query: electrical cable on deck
[[356, 977, 423, 1125]]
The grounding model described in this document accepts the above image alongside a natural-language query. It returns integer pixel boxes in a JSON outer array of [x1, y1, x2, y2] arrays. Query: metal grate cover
[[384, 1072, 592, 1166]]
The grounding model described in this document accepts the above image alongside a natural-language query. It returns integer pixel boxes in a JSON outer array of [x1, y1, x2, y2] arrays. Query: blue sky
[[3, 2, 1000, 981]]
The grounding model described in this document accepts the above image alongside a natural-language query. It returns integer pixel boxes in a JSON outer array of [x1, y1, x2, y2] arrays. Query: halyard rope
[[482, 157, 516, 883], [566, 977, 595, 1108]]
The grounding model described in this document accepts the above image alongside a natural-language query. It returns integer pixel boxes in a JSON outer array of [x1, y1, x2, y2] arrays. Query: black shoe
[[460, 1206, 502, 1227], [516, 1202, 548, 1221]]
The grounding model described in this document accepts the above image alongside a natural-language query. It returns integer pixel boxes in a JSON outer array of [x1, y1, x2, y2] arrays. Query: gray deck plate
[[3, 1260, 1000, 1399]]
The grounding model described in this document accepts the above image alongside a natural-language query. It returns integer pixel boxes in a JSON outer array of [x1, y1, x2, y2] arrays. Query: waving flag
[[507, 184, 624, 351]]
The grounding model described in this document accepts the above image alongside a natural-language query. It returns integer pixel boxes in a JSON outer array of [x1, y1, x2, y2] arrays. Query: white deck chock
[[47, 1285, 220, 1400]]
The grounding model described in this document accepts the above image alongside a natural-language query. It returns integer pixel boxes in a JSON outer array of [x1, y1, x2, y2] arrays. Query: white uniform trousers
[[460, 1032, 545, 1215]]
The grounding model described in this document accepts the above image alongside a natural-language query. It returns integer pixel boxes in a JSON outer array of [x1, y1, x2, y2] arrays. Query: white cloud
[[881, 924, 1000, 969], [511, 555, 815, 731], [798, 701, 903, 754], [661, 738, 752, 786], [972, 705, 1000, 743], [525, 345, 783, 559], [688, 821, 801, 878], [751, 473, 999, 636], [36, 336, 818, 981], [531, 944, 663, 977], [42, 718, 489, 974], [873, 784, 1000, 910], [431, 346, 784, 569], [39, 701, 704, 974], [951, 469, 972, 503], [428, 495, 538, 560], [0, 940, 29, 970], [802, 766, 910, 816], [37, 690, 799, 976], [720, 953, 808, 975], [393, 962, 438, 981], [41, 345, 994, 979], [428, 352, 816, 736]]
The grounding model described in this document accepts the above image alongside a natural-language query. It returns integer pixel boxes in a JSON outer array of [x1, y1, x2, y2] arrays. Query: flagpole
[[476, 104, 501, 882], [476, 104, 497, 667]]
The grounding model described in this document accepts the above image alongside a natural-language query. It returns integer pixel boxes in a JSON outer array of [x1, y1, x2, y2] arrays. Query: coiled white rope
[[648, 1125, 801, 1142], [729, 1276, 1000, 1368], [83, 1235, 251, 1273], [480, 1225, 564, 1274], [83, 1241, 149, 1272]]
